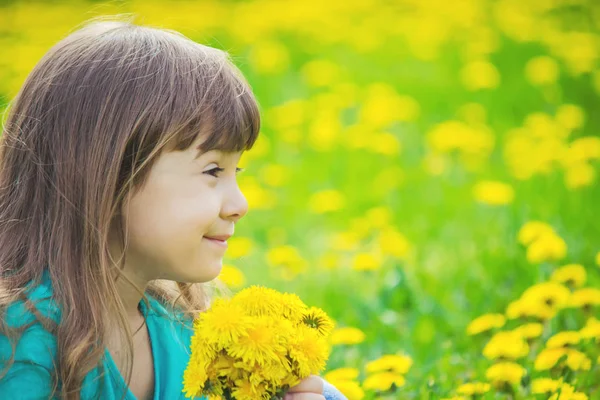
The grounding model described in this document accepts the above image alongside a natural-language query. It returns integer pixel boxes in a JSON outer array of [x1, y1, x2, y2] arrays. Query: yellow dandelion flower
[[568, 287, 600, 308], [513, 323, 544, 339], [231, 286, 283, 317], [518, 221, 555, 246], [182, 357, 208, 398], [330, 327, 366, 345], [230, 379, 266, 400], [378, 228, 410, 259], [564, 162, 596, 190], [548, 383, 589, 400], [550, 264, 587, 287], [472, 180, 514, 205], [324, 367, 360, 382], [302, 306, 335, 336], [531, 378, 561, 394], [365, 354, 413, 375], [466, 313, 506, 335], [195, 300, 253, 350], [483, 331, 529, 360], [288, 324, 330, 376], [596, 251, 600, 266], [547, 331, 580, 348], [564, 350, 591, 371], [278, 292, 309, 323], [227, 316, 286, 366], [535, 348, 591, 371], [456, 382, 491, 395], [534, 347, 568, 370], [363, 372, 405, 391], [485, 362, 525, 386], [506, 298, 555, 320], [522, 282, 571, 310]]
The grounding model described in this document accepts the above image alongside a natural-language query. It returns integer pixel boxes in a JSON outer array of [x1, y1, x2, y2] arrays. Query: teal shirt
[[0, 270, 203, 400]]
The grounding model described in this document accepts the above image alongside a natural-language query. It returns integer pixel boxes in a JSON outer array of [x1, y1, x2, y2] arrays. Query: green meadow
[[1, 1, 599, 398]]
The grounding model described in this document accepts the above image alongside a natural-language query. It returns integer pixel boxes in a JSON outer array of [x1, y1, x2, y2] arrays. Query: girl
[[0, 16, 347, 400]]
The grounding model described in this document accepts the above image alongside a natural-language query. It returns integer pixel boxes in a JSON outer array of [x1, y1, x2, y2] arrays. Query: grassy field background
[[1, 1, 599, 399]]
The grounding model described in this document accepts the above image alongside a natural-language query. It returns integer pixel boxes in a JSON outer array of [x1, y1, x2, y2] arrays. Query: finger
[[287, 375, 324, 394], [284, 394, 325, 400]]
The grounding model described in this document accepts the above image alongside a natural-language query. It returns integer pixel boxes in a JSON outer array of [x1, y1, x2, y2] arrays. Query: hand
[[284, 375, 325, 400]]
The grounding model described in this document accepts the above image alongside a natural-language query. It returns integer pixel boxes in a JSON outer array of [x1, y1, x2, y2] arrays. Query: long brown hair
[[0, 15, 260, 399]]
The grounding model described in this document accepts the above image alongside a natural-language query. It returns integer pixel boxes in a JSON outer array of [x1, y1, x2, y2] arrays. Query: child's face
[[119, 133, 248, 284]]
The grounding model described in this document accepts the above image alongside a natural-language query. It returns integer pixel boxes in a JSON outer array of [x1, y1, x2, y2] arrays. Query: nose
[[222, 181, 248, 223]]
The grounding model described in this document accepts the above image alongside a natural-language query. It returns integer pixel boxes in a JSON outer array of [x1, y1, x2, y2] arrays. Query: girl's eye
[[204, 167, 245, 177]]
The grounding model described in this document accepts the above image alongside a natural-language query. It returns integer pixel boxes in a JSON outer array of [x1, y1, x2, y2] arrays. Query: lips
[[204, 234, 232, 241]]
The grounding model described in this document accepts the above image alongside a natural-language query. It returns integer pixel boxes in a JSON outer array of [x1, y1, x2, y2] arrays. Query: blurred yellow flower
[[483, 331, 529, 360], [309, 189, 346, 214], [218, 265, 246, 288], [318, 252, 341, 270], [546, 331, 580, 348], [266, 245, 307, 277], [359, 83, 420, 128], [456, 382, 490, 395], [377, 228, 410, 259], [324, 368, 360, 382], [326, 379, 365, 400], [548, 383, 588, 400], [564, 162, 596, 190], [550, 264, 587, 288], [568, 287, 600, 309], [517, 221, 555, 246], [472, 180, 514, 205], [367, 132, 402, 156], [580, 317, 600, 340], [330, 231, 361, 252], [522, 282, 571, 311], [259, 164, 289, 187], [560, 136, 600, 167], [239, 177, 277, 209], [531, 378, 561, 394], [466, 313, 506, 335], [485, 362, 525, 386], [555, 104, 585, 132], [362, 372, 405, 391], [506, 298, 554, 320], [596, 251, 600, 267], [534, 348, 591, 371], [330, 327, 366, 345], [301, 59, 342, 88], [461, 60, 500, 90], [513, 323, 544, 339], [526, 232, 568, 264], [365, 354, 413, 375], [248, 40, 290, 75], [351, 252, 382, 272], [525, 56, 559, 86], [227, 237, 254, 259]]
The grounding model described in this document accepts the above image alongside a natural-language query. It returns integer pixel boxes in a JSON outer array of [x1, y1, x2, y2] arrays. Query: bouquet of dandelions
[[182, 285, 335, 400]]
